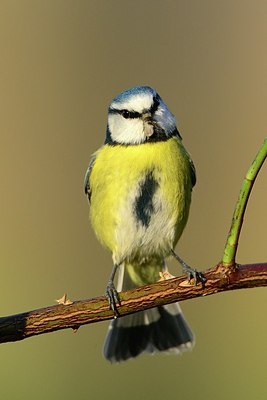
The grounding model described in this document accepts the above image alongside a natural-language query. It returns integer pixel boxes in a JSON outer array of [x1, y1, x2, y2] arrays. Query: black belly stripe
[[134, 171, 159, 227]]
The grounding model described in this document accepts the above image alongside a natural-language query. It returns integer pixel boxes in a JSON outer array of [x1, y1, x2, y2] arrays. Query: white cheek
[[108, 114, 146, 144]]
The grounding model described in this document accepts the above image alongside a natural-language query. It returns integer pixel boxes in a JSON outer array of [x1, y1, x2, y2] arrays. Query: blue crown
[[111, 86, 156, 104]]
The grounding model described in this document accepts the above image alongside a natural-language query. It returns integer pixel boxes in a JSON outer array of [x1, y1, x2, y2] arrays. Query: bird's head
[[105, 86, 181, 145]]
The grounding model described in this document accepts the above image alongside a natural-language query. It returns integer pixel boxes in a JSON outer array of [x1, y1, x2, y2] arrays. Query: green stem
[[222, 138, 267, 266]]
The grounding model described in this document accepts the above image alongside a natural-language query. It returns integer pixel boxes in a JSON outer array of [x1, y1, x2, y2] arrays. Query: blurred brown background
[[0, 1, 266, 399]]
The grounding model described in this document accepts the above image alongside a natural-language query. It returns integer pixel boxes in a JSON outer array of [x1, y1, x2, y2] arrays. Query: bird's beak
[[142, 112, 154, 138]]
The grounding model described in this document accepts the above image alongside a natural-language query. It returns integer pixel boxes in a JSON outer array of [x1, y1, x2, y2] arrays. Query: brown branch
[[0, 262, 266, 344]]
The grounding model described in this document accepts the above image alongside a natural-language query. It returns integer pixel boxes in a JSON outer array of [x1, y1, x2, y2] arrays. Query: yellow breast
[[89, 137, 193, 263]]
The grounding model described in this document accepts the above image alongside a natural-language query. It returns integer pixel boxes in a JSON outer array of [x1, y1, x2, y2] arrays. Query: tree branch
[[222, 137, 267, 265], [0, 262, 267, 344]]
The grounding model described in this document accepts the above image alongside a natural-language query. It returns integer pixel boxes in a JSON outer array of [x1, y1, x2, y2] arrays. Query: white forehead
[[111, 92, 154, 113]]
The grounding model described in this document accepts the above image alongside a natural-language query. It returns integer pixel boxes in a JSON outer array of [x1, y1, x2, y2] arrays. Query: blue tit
[[84, 86, 203, 362]]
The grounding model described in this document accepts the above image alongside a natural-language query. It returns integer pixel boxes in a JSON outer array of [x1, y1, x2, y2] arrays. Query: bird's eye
[[122, 110, 131, 119], [121, 110, 140, 119]]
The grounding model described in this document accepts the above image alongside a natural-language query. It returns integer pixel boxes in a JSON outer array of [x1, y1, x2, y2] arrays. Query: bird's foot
[[182, 263, 206, 285], [106, 280, 121, 318], [171, 250, 206, 286]]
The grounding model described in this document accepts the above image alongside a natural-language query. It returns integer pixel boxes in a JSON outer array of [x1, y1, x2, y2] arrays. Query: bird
[[84, 86, 204, 362]]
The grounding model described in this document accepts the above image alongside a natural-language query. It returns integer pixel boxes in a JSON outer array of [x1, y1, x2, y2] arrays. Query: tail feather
[[103, 303, 194, 362]]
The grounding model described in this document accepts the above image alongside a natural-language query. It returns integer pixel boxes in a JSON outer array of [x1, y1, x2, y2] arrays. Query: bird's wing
[[84, 154, 97, 203], [175, 133, 196, 188]]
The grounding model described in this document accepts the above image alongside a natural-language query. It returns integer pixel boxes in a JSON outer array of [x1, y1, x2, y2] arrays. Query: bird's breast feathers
[[89, 137, 192, 263]]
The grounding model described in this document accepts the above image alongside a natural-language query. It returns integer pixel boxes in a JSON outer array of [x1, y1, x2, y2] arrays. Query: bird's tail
[[103, 261, 194, 362]]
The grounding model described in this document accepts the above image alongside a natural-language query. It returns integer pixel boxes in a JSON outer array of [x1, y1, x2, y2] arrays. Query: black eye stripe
[[109, 108, 141, 119], [121, 110, 141, 119], [109, 94, 160, 119]]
